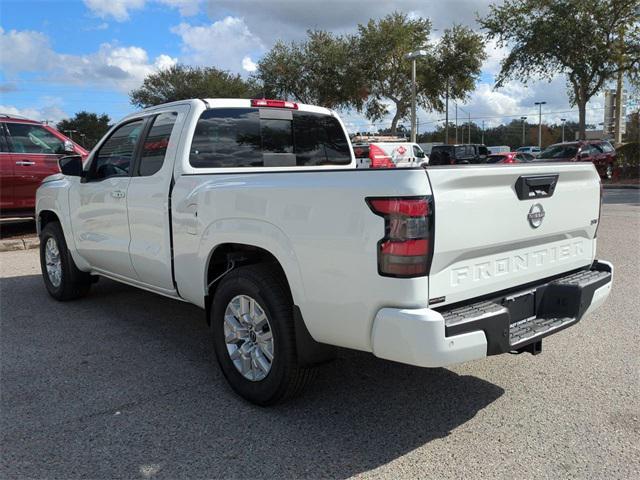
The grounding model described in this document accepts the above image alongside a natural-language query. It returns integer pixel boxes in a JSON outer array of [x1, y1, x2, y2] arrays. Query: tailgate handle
[[515, 174, 558, 200]]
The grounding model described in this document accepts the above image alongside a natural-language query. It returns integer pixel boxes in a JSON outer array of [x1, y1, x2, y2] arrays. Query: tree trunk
[[577, 98, 587, 140], [390, 105, 402, 136]]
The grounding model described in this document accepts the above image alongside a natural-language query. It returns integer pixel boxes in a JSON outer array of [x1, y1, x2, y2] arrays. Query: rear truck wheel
[[39, 222, 92, 301], [211, 264, 314, 405]]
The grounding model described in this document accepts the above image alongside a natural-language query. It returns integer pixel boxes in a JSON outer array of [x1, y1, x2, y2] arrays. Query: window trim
[[4, 121, 65, 156], [83, 117, 148, 183]]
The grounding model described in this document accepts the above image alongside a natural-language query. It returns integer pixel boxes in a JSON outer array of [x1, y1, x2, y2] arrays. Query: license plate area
[[503, 290, 536, 324]]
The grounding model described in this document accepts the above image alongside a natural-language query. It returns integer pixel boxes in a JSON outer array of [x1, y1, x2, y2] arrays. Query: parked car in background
[[487, 145, 511, 154], [517, 146, 542, 157], [354, 142, 427, 168], [429, 144, 489, 165], [1, 114, 88, 217], [486, 152, 532, 163], [535, 141, 617, 179], [418, 142, 444, 155]]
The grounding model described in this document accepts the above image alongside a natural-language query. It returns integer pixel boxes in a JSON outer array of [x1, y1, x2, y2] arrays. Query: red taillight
[[251, 98, 298, 109], [367, 197, 433, 277], [369, 144, 396, 168]]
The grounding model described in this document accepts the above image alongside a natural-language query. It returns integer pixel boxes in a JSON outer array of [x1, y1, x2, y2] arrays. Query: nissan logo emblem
[[527, 203, 545, 228]]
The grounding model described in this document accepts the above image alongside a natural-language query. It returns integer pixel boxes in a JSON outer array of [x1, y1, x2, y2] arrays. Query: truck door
[[69, 119, 145, 279], [126, 106, 188, 292]]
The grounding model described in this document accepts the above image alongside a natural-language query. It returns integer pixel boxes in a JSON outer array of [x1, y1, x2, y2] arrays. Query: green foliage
[[129, 64, 260, 108], [479, 0, 640, 138], [255, 12, 485, 135], [356, 13, 485, 134], [56, 111, 111, 149], [616, 142, 640, 171], [418, 119, 589, 148], [256, 30, 365, 109]]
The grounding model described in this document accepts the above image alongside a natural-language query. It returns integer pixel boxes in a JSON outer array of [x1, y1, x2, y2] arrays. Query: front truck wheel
[[39, 222, 92, 301], [211, 264, 315, 405]]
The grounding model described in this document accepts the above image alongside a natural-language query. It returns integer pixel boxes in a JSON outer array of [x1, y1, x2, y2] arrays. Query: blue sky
[[0, 0, 616, 133]]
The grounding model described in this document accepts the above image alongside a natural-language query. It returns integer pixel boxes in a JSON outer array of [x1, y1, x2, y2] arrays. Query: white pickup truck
[[36, 98, 613, 405]]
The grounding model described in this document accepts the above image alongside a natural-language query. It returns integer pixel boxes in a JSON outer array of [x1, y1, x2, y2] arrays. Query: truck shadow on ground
[[1, 274, 504, 479]]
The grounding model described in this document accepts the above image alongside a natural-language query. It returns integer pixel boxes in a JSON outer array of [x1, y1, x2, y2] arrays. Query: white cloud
[[158, 0, 201, 16], [0, 27, 56, 73], [171, 17, 265, 72], [56, 44, 177, 91], [0, 28, 176, 92], [83, 0, 145, 22], [482, 38, 509, 77], [83, 0, 201, 21], [241, 56, 257, 72], [0, 102, 68, 124]]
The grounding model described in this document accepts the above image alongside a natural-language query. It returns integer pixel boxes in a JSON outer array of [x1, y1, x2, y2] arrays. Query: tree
[[56, 111, 111, 149], [255, 30, 366, 109], [256, 13, 485, 136], [480, 0, 640, 139], [130, 64, 260, 108]]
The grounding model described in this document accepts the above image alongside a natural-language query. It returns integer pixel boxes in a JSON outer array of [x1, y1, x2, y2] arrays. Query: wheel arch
[[204, 242, 335, 367]]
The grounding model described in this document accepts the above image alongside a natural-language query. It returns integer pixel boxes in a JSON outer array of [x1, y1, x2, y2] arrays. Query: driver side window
[[90, 119, 144, 180]]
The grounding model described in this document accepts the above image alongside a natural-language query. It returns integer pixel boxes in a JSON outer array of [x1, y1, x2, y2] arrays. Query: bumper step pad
[[509, 316, 574, 347], [441, 262, 613, 356]]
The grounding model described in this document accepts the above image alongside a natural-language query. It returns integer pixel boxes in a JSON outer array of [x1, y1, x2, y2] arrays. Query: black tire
[[211, 264, 314, 405], [40, 221, 92, 301]]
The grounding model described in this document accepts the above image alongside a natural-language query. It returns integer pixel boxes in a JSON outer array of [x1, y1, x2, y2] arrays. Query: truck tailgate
[[426, 163, 600, 306]]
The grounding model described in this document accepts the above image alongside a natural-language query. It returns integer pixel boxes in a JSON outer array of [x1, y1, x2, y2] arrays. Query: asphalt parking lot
[[1, 189, 639, 479]]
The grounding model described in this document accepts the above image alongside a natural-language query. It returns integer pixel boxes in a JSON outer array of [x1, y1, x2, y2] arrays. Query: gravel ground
[[1, 190, 638, 479]]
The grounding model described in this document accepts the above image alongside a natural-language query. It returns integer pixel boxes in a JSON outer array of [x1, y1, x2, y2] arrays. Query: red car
[[536, 140, 617, 179], [0, 114, 88, 217], [486, 151, 533, 163]]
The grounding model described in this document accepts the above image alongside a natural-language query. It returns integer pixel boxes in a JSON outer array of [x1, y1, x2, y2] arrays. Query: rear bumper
[[371, 260, 613, 368]]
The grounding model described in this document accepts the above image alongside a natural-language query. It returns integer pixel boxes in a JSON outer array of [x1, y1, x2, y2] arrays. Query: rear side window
[[5, 122, 65, 154], [352, 144, 370, 158], [487, 155, 507, 163], [293, 112, 350, 166], [138, 112, 177, 176], [600, 142, 614, 153], [189, 108, 351, 168]]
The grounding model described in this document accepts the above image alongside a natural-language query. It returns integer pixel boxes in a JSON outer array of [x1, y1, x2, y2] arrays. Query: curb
[[603, 184, 640, 189], [0, 237, 40, 252]]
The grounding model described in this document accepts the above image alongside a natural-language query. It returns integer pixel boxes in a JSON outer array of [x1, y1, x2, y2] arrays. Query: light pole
[[444, 79, 449, 144], [520, 116, 527, 146], [405, 50, 428, 143], [481, 120, 485, 145], [455, 103, 458, 143], [560, 118, 566, 143], [534, 101, 546, 149], [64, 129, 77, 141]]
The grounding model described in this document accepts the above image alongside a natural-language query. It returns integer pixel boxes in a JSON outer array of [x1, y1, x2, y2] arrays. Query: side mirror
[[59, 155, 84, 177]]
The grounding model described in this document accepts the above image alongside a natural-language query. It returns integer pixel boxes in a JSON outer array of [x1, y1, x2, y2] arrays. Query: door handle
[[111, 190, 126, 199], [15, 161, 36, 166]]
